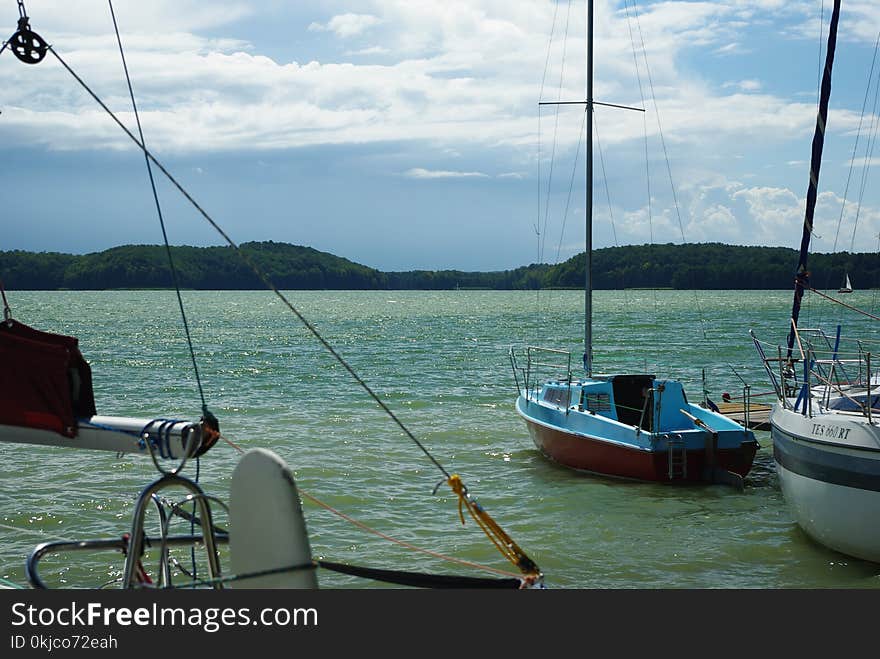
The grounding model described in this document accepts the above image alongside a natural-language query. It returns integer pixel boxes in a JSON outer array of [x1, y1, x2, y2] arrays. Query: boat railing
[[510, 346, 573, 408], [26, 475, 227, 589], [750, 331, 796, 403], [753, 330, 878, 418], [27, 533, 229, 589], [807, 346, 877, 420]]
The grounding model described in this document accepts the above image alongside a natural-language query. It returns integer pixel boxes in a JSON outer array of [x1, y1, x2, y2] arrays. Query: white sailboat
[[509, 0, 758, 486], [838, 272, 853, 293], [751, 0, 880, 564]]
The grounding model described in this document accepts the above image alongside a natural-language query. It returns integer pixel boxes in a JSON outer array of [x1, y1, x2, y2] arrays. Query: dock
[[715, 402, 772, 431]]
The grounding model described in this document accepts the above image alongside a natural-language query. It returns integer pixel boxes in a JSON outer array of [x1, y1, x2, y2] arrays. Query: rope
[[0, 576, 25, 589], [808, 285, 880, 321], [315, 560, 525, 589], [300, 479, 525, 579], [44, 44, 449, 482], [447, 474, 540, 578], [175, 559, 525, 590], [217, 432, 523, 579], [16, 23, 539, 578]]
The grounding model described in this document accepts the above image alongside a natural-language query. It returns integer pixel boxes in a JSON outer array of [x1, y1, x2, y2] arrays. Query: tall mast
[[584, 0, 594, 375], [787, 0, 841, 357]]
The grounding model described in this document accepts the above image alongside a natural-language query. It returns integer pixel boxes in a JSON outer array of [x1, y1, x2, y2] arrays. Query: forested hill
[[1, 241, 878, 291]]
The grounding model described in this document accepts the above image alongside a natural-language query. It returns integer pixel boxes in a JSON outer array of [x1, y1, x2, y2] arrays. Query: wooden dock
[[714, 402, 772, 431]]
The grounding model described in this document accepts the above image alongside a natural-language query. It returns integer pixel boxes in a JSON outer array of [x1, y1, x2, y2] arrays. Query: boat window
[[582, 392, 611, 413], [542, 387, 569, 407]]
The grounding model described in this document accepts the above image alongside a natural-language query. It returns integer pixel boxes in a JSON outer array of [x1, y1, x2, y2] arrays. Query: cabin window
[[542, 387, 569, 406], [583, 392, 611, 413]]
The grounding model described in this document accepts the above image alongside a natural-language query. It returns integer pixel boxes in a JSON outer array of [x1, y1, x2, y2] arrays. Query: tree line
[[1, 241, 878, 291]]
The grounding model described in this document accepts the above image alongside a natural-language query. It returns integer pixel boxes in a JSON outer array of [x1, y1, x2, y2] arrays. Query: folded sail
[[0, 320, 96, 437]]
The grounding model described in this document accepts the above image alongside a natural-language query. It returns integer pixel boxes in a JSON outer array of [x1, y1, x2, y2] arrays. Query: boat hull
[[771, 405, 880, 563], [517, 397, 757, 484]]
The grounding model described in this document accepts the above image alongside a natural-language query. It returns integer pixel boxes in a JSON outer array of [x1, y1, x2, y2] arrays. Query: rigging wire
[[627, 0, 709, 342], [849, 59, 880, 252], [538, 0, 562, 102], [106, 1, 211, 424], [623, 1, 657, 320], [6, 8, 540, 578], [594, 115, 633, 317], [535, 0, 574, 346], [534, 1, 563, 345], [828, 32, 879, 259], [42, 45, 452, 481], [553, 108, 586, 266], [539, 0, 574, 268], [803, 8, 880, 335], [107, 0, 206, 581]]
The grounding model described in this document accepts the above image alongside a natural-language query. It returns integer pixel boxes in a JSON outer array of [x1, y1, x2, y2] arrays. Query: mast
[[584, 0, 594, 375], [787, 0, 841, 356]]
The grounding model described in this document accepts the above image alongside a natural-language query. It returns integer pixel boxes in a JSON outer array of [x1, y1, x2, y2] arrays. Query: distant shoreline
[[2, 241, 877, 291]]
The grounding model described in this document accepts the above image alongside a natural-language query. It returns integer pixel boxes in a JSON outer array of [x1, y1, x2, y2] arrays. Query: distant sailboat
[[838, 273, 853, 293], [508, 0, 758, 487]]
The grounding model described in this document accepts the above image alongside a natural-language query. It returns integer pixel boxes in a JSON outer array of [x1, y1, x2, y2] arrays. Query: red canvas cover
[[0, 320, 96, 437]]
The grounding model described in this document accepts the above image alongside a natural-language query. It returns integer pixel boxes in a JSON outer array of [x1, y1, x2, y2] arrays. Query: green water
[[2, 289, 879, 589]]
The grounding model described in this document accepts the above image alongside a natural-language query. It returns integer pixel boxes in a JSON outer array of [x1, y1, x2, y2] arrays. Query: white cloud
[[308, 14, 381, 38], [348, 46, 391, 56], [1, 0, 878, 255], [714, 42, 746, 56], [404, 168, 488, 179], [722, 79, 762, 91], [2, 0, 252, 35]]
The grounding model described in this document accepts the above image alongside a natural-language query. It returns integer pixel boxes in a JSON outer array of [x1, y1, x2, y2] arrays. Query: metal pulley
[[10, 15, 47, 64]]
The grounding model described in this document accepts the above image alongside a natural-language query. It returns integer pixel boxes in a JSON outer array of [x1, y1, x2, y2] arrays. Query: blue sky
[[2, 0, 880, 271]]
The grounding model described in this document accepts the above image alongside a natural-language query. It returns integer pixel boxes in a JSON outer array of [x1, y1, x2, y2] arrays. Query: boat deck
[[716, 402, 771, 431]]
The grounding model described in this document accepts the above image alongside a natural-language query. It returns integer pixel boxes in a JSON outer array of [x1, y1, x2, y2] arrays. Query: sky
[[2, 0, 880, 271]]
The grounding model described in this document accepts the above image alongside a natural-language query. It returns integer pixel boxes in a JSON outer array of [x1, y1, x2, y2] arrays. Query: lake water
[[2, 288, 879, 589]]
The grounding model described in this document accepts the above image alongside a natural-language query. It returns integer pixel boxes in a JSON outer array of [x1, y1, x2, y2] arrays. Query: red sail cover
[[0, 320, 96, 437]]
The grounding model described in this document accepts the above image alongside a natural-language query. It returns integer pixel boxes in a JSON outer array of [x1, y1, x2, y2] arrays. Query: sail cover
[[0, 320, 96, 437], [787, 0, 841, 355]]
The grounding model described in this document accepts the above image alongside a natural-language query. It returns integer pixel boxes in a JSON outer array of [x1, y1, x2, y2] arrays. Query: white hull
[[771, 405, 880, 563], [777, 462, 880, 562]]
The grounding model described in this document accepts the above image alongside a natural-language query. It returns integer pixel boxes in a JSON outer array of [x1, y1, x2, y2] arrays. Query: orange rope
[[217, 433, 522, 580], [297, 488, 521, 579], [447, 474, 541, 578]]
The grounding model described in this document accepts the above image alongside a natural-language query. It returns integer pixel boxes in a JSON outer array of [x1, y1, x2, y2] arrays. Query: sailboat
[[509, 0, 758, 487], [0, 5, 544, 589], [838, 272, 853, 293], [751, 0, 880, 564]]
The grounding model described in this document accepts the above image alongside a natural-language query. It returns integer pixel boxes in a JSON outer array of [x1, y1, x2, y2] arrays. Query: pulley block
[[10, 24, 47, 64]]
